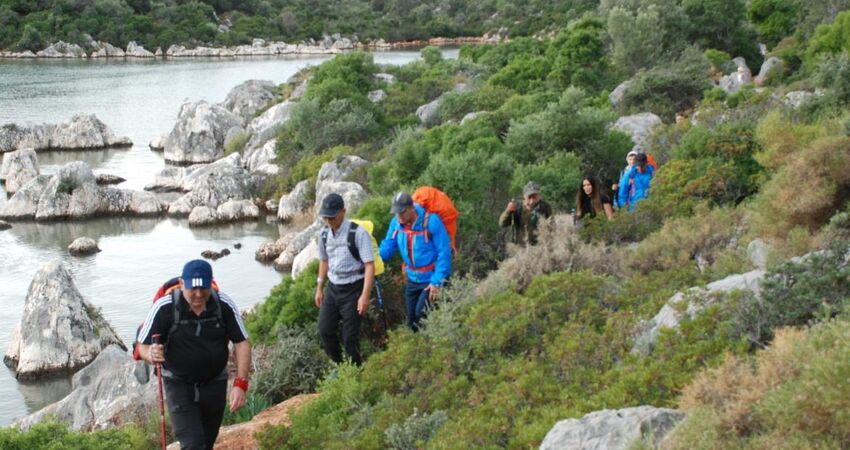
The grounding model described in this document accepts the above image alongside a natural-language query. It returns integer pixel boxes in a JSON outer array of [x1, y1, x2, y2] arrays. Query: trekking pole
[[374, 278, 390, 332], [151, 334, 167, 450]]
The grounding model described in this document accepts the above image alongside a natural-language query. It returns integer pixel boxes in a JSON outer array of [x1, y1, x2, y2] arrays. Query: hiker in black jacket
[[138, 259, 251, 450]]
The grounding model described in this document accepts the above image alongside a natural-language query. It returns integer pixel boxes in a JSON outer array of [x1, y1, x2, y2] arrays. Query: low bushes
[[0, 419, 150, 450]]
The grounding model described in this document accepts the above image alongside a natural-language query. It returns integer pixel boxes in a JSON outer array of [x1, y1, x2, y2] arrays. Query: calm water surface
[[0, 49, 452, 426]]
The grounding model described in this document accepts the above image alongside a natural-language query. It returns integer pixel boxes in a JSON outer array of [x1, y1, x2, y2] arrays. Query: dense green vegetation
[[236, 0, 850, 448], [0, 419, 152, 450]]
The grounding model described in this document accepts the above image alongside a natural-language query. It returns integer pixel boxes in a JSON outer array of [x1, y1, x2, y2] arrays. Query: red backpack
[[411, 186, 459, 253], [131, 277, 220, 360]]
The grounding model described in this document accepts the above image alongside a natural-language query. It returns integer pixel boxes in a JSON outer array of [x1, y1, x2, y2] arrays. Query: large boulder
[[68, 237, 100, 256], [373, 73, 396, 85], [315, 156, 368, 189], [243, 101, 296, 155], [125, 41, 154, 58], [256, 232, 298, 262], [187, 199, 260, 226], [3, 260, 125, 380], [0, 162, 165, 221], [37, 41, 86, 58], [90, 42, 126, 58], [0, 123, 53, 153], [277, 180, 312, 222], [149, 134, 167, 151], [188, 206, 219, 227], [539, 406, 684, 450], [292, 240, 319, 279], [0, 115, 130, 153], [633, 269, 766, 355], [609, 80, 632, 109], [315, 181, 367, 216], [164, 101, 243, 164], [0, 148, 39, 195], [416, 97, 443, 127], [243, 139, 279, 175], [15, 345, 157, 432], [718, 57, 753, 94], [754, 57, 782, 86], [221, 80, 278, 126], [783, 91, 815, 109], [167, 154, 259, 216], [368, 89, 387, 103], [49, 114, 132, 150], [274, 221, 322, 272], [611, 113, 662, 155]]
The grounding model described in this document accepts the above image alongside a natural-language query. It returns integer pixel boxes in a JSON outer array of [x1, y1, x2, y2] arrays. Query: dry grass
[[476, 214, 625, 296]]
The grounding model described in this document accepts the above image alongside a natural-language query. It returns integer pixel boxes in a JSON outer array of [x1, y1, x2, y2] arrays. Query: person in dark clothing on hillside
[[138, 259, 251, 450], [499, 181, 553, 246], [575, 175, 614, 221], [315, 193, 375, 366]]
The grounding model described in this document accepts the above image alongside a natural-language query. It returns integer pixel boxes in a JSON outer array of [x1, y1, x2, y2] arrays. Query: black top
[[138, 291, 248, 383], [579, 193, 612, 219]]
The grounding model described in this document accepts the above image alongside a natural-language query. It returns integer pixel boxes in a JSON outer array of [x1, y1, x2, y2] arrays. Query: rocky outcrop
[[149, 134, 167, 151], [243, 139, 279, 175], [0, 161, 165, 221], [314, 156, 369, 213], [167, 154, 259, 216], [37, 41, 86, 58], [90, 42, 126, 58], [539, 406, 684, 450], [368, 89, 387, 103], [274, 221, 322, 272], [188, 199, 260, 226], [373, 73, 396, 85], [15, 345, 157, 432], [3, 260, 125, 380], [0, 148, 39, 194], [292, 240, 319, 278], [68, 237, 100, 256], [277, 180, 312, 222], [221, 80, 278, 126], [611, 112, 662, 155], [747, 239, 770, 270], [243, 101, 295, 155], [416, 97, 443, 127], [718, 57, 753, 94], [166, 45, 236, 57], [290, 81, 309, 101], [783, 91, 815, 109], [256, 232, 298, 262], [609, 80, 632, 109], [316, 181, 367, 216], [633, 269, 766, 355], [164, 101, 243, 164], [125, 41, 155, 58], [754, 57, 782, 86], [460, 111, 485, 125], [0, 115, 131, 153]]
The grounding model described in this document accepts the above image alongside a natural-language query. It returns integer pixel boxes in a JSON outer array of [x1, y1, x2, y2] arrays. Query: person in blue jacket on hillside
[[618, 153, 654, 212], [379, 192, 452, 332]]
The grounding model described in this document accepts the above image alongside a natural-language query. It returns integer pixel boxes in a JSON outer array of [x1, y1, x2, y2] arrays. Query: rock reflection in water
[[15, 374, 72, 415]]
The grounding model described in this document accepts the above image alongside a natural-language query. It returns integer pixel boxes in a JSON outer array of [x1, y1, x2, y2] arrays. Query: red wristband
[[233, 377, 249, 391]]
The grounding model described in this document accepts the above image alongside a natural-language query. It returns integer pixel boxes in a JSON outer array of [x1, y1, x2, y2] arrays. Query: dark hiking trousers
[[405, 281, 432, 332], [318, 278, 364, 365], [164, 377, 227, 450]]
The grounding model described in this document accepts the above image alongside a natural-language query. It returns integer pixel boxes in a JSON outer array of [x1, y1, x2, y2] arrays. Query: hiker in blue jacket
[[379, 192, 452, 331], [618, 153, 654, 212]]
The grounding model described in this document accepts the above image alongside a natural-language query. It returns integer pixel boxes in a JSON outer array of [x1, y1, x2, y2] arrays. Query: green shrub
[[488, 55, 551, 94], [0, 418, 150, 450], [224, 130, 249, 156], [545, 18, 613, 92], [704, 48, 732, 73], [282, 145, 354, 190], [244, 261, 319, 343], [253, 327, 332, 403], [682, 0, 761, 67], [278, 98, 380, 163], [620, 46, 713, 120], [747, 0, 798, 48], [310, 52, 377, 94], [221, 392, 273, 425], [511, 152, 584, 210], [384, 409, 448, 450]]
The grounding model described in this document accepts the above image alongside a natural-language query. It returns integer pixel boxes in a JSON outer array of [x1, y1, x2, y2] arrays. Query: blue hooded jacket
[[618, 164, 654, 211], [379, 203, 452, 286]]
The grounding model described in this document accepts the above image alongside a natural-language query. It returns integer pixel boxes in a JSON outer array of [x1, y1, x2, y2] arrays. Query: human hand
[[229, 386, 246, 412], [149, 344, 165, 364], [427, 285, 440, 303], [356, 294, 370, 316], [314, 287, 324, 308], [506, 201, 517, 213]]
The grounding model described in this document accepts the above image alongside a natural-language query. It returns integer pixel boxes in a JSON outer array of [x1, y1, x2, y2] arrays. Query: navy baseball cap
[[319, 193, 345, 218], [182, 259, 213, 289]]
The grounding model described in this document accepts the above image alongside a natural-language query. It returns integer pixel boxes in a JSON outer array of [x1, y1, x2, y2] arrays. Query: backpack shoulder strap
[[168, 289, 182, 338], [347, 221, 361, 262], [320, 228, 329, 250], [211, 290, 223, 324]]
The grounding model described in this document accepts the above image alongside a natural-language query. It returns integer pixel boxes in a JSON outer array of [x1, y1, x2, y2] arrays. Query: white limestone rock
[[611, 112, 663, 154], [164, 101, 244, 164], [68, 237, 100, 256], [3, 260, 125, 379], [220, 80, 278, 127], [0, 148, 39, 195], [277, 179, 312, 223], [540, 406, 684, 450]]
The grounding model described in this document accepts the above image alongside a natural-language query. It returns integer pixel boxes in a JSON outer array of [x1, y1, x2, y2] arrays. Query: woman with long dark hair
[[575, 175, 614, 221]]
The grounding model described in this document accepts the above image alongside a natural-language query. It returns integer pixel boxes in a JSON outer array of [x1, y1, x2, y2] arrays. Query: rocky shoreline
[[0, 32, 506, 60]]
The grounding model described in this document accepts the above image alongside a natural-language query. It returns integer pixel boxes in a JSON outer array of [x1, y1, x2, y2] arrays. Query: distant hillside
[[0, 0, 597, 52]]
